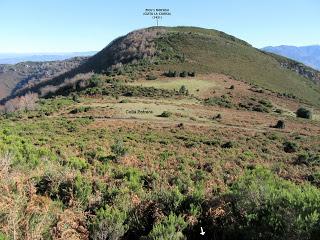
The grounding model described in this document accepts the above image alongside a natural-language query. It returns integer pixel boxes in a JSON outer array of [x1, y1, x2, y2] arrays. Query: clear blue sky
[[0, 0, 319, 53]]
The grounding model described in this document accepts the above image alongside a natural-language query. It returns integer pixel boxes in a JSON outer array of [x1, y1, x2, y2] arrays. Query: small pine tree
[[179, 85, 188, 95], [274, 120, 285, 129], [72, 94, 80, 103]]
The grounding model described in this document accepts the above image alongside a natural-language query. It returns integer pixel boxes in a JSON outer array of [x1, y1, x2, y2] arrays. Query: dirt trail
[[60, 114, 289, 134]]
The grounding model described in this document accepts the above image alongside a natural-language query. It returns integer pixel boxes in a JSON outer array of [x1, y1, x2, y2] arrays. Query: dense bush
[[90, 205, 128, 240], [239, 98, 273, 113], [296, 107, 313, 119], [283, 141, 298, 153], [88, 75, 103, 88], [146, 74, 157, 80], [188, 71, 195, 77], [111, 139, 128, 161], [273, 120, 285, 129], [74, 174, 92, 207], [153, 187, 185, 215], [148, 213, 187, 240], [179, 71, 188, 78], [159, 111, 172, 118], [164, 70, 195, 78], [164, 70, 178, 78], [204, 97, 233, 108], [0, 132, 57, 169], [71, 93, 80, 102], [67, 156, 88, 171], [308, 172, 320, 187], [178, 85, 188, 95], [296, 152, 320, 166], [228, 167, 320, 240], [258, 99, 273, 108], [221, 141, 235, 149], [69, 106, 91, 114], [252, 104, 270, 113], [84, 84, 176, 98]]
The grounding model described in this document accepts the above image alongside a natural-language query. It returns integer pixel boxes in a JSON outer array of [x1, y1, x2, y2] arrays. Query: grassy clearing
[[129, 78, 217, 96]]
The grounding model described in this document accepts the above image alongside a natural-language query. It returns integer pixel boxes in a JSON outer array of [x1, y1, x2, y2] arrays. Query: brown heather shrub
[[0, 152, 12, 177], [52, 209, 89, 240], [0, 154, 60, 240]]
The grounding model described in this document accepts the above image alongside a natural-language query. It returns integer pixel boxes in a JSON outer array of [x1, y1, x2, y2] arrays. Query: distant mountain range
[[0, 51, 97, 64], [0, 57, 89, 100], [262, 45, 320, 70]]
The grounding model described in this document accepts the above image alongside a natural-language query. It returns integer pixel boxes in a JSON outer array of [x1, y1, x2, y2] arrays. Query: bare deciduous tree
[[4, 92, 39, 113]]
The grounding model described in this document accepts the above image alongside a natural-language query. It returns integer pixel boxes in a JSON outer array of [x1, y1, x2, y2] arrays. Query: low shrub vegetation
[[164, 70, 196, 78], [225, 167, 320, 240], [283, 141, 298, 153], [111, 139, 128, 161], [146, 74, 158, 80], [158, 111, 172, 118], [204, 97, 233, 108], [296, 107, 313, 119], [273, 120, 285, 129]]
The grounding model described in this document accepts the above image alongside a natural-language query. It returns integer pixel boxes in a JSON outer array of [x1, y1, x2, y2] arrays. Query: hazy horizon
[[1, 44, 320, 55], [0, 51, 97, 55]]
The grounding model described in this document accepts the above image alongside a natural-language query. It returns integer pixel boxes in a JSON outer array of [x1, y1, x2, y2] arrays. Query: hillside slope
[[1, 27, 320, 239], [2, 27, 320, 106]]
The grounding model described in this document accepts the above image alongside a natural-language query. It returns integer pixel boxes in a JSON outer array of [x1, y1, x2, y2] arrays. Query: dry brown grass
[[52, 209, 88, 240], [0, 154, 90, 240], [0, 155, 57, 239]]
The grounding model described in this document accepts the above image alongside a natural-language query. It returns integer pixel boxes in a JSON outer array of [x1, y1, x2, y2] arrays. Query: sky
[[0, 0, 319, 53]]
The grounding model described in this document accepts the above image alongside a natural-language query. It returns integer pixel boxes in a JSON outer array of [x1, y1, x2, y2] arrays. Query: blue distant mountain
[[0, 51, 97, 64], [262, 45, 320, 70]]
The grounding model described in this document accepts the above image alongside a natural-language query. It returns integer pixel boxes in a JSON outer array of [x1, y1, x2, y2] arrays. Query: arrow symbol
[[200, 227, 205, 236]]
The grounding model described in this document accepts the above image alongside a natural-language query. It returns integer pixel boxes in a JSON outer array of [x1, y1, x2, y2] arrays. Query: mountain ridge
[[262, 45, 320, 70], [0, 57, 89, 100]]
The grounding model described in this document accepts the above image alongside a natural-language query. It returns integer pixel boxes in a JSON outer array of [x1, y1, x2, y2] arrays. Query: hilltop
[[3, 26, 320, 107]]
